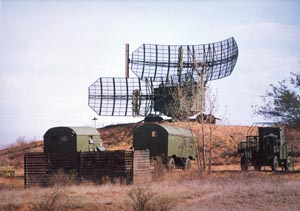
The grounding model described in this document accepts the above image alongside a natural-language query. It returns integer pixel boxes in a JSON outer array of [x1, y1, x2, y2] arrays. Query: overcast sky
[[0, 0, 300, 146]]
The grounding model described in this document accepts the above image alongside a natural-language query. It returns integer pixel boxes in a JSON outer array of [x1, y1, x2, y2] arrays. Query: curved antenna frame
[[89, 77, 158, 116], [130, 37, 238, 81], [88, 74, 198, 116], [89, 37, 239, 117]]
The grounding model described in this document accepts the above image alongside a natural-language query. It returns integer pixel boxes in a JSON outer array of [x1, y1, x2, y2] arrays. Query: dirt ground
[[1, 166, 300, 211], [1, 123, 300, 210]]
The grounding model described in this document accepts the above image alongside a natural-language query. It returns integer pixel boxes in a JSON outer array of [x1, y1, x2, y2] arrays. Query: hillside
[[1, 122, 300, 175], [99, 121, 300, 159], [98, 122, 251, 164], [0, 141, 43, 170], [98, 122, 143, 150]]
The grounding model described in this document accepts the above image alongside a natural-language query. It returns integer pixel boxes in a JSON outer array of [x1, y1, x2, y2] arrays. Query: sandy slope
[[1, 122, 300, 175]]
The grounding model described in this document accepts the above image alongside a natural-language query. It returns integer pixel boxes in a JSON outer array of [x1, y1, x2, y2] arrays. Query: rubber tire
[[184, 158, 191, 170], [284, 156, 292, 171], [167, 158, 175, 171], [254, 165, 261, 171], [240, 155, 248, 171], [271, 156, 279, 171]]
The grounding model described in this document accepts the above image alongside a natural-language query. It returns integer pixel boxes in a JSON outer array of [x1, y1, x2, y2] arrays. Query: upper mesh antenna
[[130, 37, 238, 81]]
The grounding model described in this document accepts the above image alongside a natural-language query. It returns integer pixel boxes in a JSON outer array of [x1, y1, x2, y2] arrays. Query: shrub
[[127, 185, 176, 211], [0, 203, 21, 211], [33, 188, 69, 211], [152, 157, 167, 181], [49, 169, 79, 187]]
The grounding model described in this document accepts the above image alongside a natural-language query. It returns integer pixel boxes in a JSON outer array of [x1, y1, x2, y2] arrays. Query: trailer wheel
[[184, 158, 191, 170], [254, 165, 261, 171], [271, 156, 279, 171], [167, 158, 175, 171], [284, 156, 292, 171], [240, 155, 248, 171]]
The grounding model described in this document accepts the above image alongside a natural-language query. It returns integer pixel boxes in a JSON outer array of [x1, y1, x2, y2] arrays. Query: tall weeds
[[127, 185, 176, 211], [1, 171, 300, 211], [33, 188, 69, 211]]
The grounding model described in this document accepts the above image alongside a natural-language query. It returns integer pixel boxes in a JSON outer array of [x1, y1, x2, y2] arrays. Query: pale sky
[[0, 0, 300, 146]]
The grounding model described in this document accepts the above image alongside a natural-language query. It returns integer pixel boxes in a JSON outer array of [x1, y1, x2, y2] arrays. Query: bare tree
[[163, 49, 225, 171], [170, 83, 228, 172], [165, 82, 223, 171], [165, 82, 204, 170], [195, 87, 221, 172], [205, 88, 222, 172]]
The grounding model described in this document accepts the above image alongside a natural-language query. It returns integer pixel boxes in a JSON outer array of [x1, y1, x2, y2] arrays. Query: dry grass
[[127, 184, 177, 211], [173, 172, 300, 211], [1, 123, 300, 210], [33, 188, 71, 211], [1, 170, 300, 211]]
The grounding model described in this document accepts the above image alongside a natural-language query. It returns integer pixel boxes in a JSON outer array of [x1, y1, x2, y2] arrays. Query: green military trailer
[[133, 123, 196, 169], [238, 123, 292, 171], [44, 126, 105, 153]]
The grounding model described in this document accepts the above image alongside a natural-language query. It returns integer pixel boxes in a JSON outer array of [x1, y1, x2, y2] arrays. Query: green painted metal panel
[[167, 135, 195, 158], [133, 123, 196, 159], [44, 127, 76, 153], [70, 127, 100, 136], [44, 126, 104, 153], [133, 123, 168, 157], [76, 135, 103, 152]]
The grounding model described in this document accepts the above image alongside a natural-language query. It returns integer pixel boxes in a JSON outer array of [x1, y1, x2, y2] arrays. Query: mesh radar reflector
[[88, 74, 196, 116], [89, 77, 156, 116], [88, 37, 239, 117], [130, 37, 238, 81]]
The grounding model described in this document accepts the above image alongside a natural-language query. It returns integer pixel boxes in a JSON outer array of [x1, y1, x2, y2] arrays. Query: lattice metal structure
[[89, 77, 156, 116], [88, 74, 197, 116], [24, 151, 133, 187], [88, 37, 239, 117], [130, 37, 238, 81]]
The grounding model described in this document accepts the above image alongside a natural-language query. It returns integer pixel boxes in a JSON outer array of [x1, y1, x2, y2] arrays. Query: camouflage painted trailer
[[133, 123, 196, 169], [44, 126, 105, 153]]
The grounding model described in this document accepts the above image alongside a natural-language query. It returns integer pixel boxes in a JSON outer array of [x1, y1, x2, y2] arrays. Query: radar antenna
[[88, 37, 239, 118]]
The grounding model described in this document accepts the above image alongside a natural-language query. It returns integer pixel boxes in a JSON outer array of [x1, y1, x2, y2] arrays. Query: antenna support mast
[[125, 43, 130, 78]]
